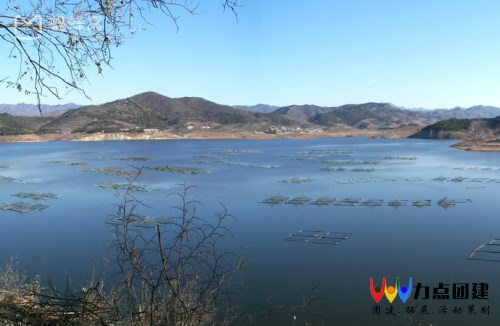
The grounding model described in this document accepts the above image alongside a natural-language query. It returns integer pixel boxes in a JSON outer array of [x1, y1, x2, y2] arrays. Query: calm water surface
[[1, 137, 500, 325]]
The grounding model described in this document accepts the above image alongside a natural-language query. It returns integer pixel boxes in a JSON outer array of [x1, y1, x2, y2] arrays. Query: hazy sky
[[2, 0, 500, 108]]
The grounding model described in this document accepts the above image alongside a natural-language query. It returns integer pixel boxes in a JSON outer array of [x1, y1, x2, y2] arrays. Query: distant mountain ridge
[[0, 103, 80, 116], [421, 106, 500, 120], [270, 103, 500, 129], [1, 92, 500, 137], [233, 104, 279, 113], [37, 92, 302, 134]]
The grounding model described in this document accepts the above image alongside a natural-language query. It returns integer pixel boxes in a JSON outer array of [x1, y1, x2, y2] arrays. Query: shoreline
[[0, 129, 408, 143], [1, 131, 499, 152], [451, 140, 500, 152]]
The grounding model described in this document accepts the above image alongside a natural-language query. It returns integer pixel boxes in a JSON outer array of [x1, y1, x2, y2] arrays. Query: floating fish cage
[[119, 157, 150, 162], [82, 168, 137, 178], [334, 198, 363, 206], [97, 183, 155, 192], [111, 215, 175, 228], [0, 202, 50, 213], [46, 160, 87, 166], [279, 177, 316, 184], [260, 195, 290, 204], [468, 239, 500, 262], [285, 196, 312, 205], [321, 167, 348, 172], [12, 192, 59, 200], [285, 229, 351, 245], [149, 166, 206, 174], [194, 155, 218, 160], [382, 156, 418, 160], [334, 177, 423, 184], [0, 175, 38, 184], [388, 200, 408, 207], [412, 200, 432, 207], [311, 197, 337, 205], [216, 149, 260, 155], [260, 196, 471, 208], [351, 168, 377, 172], [360, 199, 384, 207]]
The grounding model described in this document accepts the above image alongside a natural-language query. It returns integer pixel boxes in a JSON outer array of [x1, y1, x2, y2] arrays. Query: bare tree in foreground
[[0, 0, 239, 110], [108, 181, 242, 325]]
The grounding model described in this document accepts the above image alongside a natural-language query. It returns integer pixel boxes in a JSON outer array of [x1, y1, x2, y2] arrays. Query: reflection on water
[[1, 138, 500, 325]]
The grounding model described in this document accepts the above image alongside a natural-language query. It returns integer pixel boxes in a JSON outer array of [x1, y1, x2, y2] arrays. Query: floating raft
[[318, 160, 382, 165], [0, 175, 38, 184], [311, 197, 337, 205], [260, 195, 290, 204], [112, 215, 175, 228], [279, 177, 316, 184], [12, 192, 59, 200], [432, 176, 500, 183], [382, 156, 418, 160], [97, 183, 159, 192], [46, 160, 87, 166], [454, 166, 500, 171], [333, 198, 363, 206], [468, 239, 500, 262], [119, 157, 150, 162], [216, 149, 260, 155], [259, 196, 471, 208], [360, 199, 384, 207], [321, 167, 378, 172], [412, 200, 432, 207], [285, 229, 351, 245], [321, 167, 348, 172], [0, 202, 50, 213], [82, 168, 137, 178], [335, 177, 423, 184], [93, 156, 150, 162], [388, 200, 408, 207], [285, 196, 312, 205], [148, 166, 206, 174], [210, 159, 279, 169], [194, 155, 218, 160]]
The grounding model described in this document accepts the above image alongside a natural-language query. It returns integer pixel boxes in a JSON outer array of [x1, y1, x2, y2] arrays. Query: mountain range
[[410, 116, 500, 140], [37, 92, 301, 134], [0, 103, 80, 117], [1, 92, 500, 138]]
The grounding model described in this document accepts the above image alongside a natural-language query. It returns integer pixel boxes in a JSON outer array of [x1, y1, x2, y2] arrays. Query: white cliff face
[[74, 132, 180, 142]]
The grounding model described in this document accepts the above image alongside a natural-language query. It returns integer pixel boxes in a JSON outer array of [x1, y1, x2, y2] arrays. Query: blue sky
[[2, 0, 500, 108]]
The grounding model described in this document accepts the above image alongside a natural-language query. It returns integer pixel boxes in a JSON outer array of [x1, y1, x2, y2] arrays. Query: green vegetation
[[0, 113, 53, 135]]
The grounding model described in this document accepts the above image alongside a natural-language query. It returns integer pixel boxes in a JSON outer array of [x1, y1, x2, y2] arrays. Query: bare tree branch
[[0, 0, 240, 113]]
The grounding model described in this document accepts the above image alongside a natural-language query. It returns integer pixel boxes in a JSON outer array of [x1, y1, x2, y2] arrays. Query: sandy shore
[[0, 129, 409, 143], [451, 140, 500, 152]]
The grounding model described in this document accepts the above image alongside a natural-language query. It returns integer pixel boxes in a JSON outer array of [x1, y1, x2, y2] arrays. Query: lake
[[1, 137, 500, 325]]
